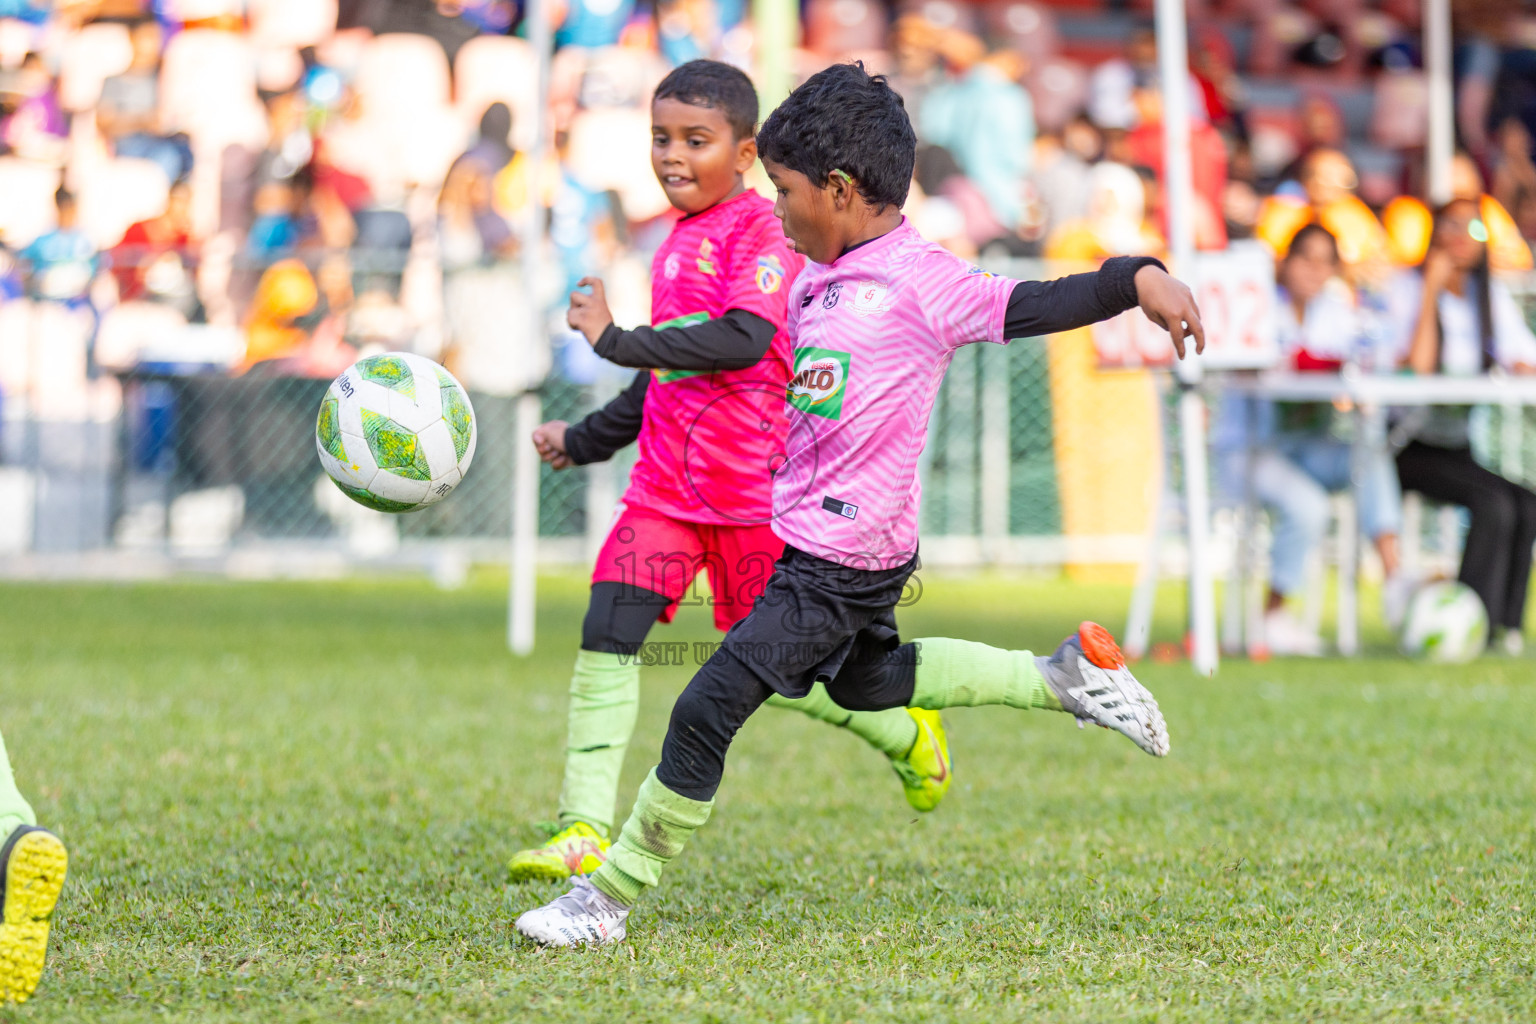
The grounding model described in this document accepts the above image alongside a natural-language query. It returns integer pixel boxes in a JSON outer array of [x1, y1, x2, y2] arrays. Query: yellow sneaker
[[891, 708, 952, 812], [507, 822, 610, 882], [0, 826, 67, 1005]]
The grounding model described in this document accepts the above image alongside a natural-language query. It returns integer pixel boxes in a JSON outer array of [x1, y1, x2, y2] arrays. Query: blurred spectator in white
[[1045, 161, 1162, 261], [438, 153, 522, 393], [1, 52, 67, 164], [1389, 198, 1536, 655], [99, 21, 191, 184], [1030, 115, 1098, 244], [109, 178, 198, 317], [1087, 25, 1157, 132], [1215, 224, 1406, 655], [19, 187, 97, 309]]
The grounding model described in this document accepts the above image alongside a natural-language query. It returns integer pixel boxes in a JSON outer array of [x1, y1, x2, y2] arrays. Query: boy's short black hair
[[652, 60, 759, 141], [757, 62, 916, 210]]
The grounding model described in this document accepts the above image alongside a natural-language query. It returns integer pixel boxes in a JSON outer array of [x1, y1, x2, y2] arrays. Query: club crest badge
[[849, 280, 890, 316], [756, 255, 785, 294]]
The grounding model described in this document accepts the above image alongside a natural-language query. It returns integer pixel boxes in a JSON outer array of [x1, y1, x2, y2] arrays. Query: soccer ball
[[315, 352, 477, 513], [1399, 581, 1488, 663]]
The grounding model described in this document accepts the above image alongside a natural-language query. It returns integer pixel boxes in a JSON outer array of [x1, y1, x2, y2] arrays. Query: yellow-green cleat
[[0, 825, 67, 1005], [891, 708, 952, 812], [507, 822, 610, 882]]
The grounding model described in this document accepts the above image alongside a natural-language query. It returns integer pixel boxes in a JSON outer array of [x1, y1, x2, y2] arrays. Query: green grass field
[[0, 571, 1531, 1023]]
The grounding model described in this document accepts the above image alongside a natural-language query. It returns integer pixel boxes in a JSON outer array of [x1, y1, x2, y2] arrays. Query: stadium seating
[[0, 157, 61, 246], [77, 157, 172, 249], [454, 35, 539, 151], [159, 28, 267, 149], [249, 0, 338, 49], [58, 22, 133, 113]]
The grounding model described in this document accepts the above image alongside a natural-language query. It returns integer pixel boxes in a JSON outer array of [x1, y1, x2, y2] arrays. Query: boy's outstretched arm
[[568, 276, 776, 372], [557, 370, 650, 467], [1004, 256, 1206, 357]]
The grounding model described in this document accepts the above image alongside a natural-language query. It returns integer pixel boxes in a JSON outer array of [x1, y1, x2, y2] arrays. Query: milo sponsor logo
[[787, 346, 851, 420]]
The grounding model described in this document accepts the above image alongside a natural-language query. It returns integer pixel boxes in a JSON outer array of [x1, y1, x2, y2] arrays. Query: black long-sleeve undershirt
[[1001, 255, 1163, 338], [563, 256, 1163, 465], [563, 370, 649, 466], [592, 308, 777, 371]]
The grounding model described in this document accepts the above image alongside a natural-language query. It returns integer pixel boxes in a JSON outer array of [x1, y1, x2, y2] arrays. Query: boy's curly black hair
[[756, 62, 916, 210], [652, 60, 759, 141]]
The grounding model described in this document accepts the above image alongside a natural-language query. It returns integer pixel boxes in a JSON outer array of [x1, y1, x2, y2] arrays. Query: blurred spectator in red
[[99, 21, 192, 183], [110, 180, 197, 315], [1190, 22, 1245, 136], [1125, 82, 1228, 249]]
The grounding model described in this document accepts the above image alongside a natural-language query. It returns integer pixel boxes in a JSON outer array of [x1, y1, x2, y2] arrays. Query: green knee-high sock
[[590, 769, 713, 905], [909, 637, 1062, 711], [0, 728, 37, 838], [556, 649, 641, 837], [765, 684, 919, 758]]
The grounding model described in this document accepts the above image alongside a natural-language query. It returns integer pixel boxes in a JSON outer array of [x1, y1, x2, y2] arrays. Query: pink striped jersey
[[771, 220, 1015, 568], [624, 190, 804, 524]]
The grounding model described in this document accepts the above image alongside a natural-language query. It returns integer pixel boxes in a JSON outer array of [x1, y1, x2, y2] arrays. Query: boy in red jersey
[[508, 61, 950, 883]]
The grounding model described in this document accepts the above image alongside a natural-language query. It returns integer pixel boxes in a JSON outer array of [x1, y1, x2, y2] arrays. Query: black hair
[[757, 61, 916, 210], [652, 60, 758, 141], [1429, 198, 1495, 370], [54, 186, 74, 208], [1284, 222, 1339, 263]]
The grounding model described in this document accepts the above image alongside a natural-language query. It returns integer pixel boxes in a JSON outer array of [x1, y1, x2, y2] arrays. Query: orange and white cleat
[[1038, 622, 1170, 757]]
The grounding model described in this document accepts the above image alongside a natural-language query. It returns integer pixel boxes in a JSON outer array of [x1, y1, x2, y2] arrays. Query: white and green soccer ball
[[315, 352, 477, 513], [1399, 580, 1488, 663]]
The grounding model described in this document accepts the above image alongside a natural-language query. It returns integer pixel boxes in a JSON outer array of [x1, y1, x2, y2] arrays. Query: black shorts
[[715, 545, 919, 700]]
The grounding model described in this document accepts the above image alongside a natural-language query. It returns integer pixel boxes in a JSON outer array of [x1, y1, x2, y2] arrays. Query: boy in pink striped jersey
[[516, 62, 1206, 946], [509, 62, 950, 885]]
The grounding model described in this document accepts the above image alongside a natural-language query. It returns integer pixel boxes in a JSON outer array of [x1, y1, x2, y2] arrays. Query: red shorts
[[591, 505, 785, 631]]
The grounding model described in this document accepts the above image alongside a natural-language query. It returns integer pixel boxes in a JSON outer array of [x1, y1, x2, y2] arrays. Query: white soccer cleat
[[1038, 622, 1170, 757], [514, 877, 629, 947]]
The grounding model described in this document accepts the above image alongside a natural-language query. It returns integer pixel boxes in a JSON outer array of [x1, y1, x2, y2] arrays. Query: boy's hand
[[1134, 265, 1205, 359], [532, 419, 573, 470], [567, 277, 614, 346]]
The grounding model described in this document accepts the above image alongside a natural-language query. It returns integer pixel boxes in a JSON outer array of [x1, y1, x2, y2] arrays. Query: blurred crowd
[[4, 0, 1536, 392], [6, 0, 1536, 650]]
